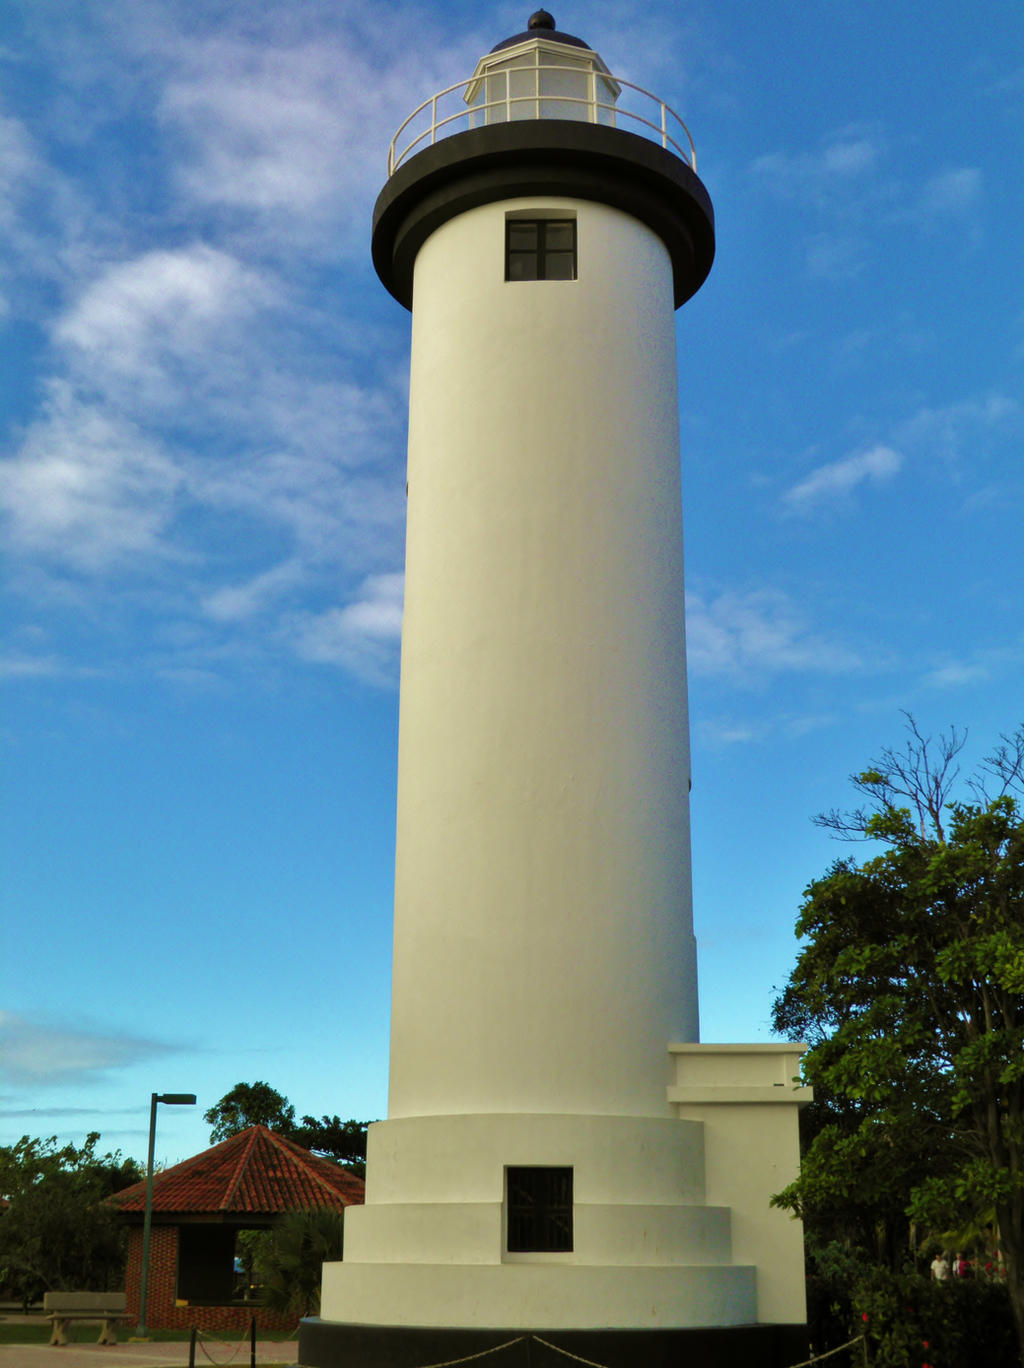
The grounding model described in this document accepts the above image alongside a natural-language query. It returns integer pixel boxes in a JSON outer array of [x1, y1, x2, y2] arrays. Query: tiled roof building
[[110, 1126, 364, 1334], [112, 1125, 365, 1217]]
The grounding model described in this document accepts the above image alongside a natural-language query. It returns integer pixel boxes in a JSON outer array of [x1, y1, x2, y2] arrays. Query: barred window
[[506, 1166, 573, 1252]]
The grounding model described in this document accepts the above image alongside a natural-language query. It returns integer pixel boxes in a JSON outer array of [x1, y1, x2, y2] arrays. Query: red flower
[[922, 1341, 929, 1349], [862, 1313, 870, 1323]]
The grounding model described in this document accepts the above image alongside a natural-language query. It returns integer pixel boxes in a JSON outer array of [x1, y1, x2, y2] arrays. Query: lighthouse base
[[297, 1320, 809, 1368], [311, 1048, 810, 1361]]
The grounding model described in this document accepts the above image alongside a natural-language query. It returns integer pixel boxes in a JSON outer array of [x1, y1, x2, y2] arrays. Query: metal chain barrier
[[786, 1334, 868, 1367], [531, 1335, 615, 1367], [195, 1333, 248, 1365], [402, 1337, 529, 1368], [270, 1329, 868, 1368]]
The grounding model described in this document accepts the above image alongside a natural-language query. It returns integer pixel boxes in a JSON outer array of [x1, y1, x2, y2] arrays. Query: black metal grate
[[506, 1166, 573, 1252]]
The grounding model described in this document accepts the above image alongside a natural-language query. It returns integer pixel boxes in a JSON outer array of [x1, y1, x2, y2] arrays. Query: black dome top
[[491, 11, 590, 53]]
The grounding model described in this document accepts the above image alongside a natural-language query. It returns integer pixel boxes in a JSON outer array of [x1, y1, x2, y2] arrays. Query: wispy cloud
[[750, 125, 888, 281], [894, 393, 1019, 469], [0, 3, 438, 691], [783, 444, 902, 511], [0, 1012, 181, 1086], [201, 559, 305, 624], [751, 128, 984, 278], [0, 652, 65, 679], [154, 8, 484, 258], [920, 637, 1024, 691], [55, 244, 275, 400], [918, 167, 983, 217], [923, 661, 991, 689], [751, 125, 884, 203], [686, 589, 860, 679], [695, 717, 761, 746], [0, 112, 37, 247], [0, 381, 184, 570], [291, 571, 404, 685]]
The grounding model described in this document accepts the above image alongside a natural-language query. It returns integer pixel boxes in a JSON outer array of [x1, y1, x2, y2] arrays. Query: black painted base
[[298, 1318, 809, 1368]]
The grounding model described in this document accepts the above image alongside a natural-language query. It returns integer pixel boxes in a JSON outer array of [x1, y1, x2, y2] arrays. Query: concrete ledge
[[667, 1085, 814, 1105], [320, 1260, 756, 1329]]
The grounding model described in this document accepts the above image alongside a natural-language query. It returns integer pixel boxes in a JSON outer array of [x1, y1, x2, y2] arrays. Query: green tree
[[253, 1206, 345, 1318], [293, 1116, 368, 1176], [0, 1134, 142, 1304], [204, 1082, 297, 1142], [772, 720, 1024, 1361], [205, 1084, 370, 1174]]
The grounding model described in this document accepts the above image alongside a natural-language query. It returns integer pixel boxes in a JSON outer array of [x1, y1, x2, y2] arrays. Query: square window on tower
[[505, 218, 577, 282], [505, 1166, 574, 1252]]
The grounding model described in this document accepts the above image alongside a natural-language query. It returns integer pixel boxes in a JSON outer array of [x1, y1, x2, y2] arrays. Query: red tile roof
[[109, 1126, 365, 1216]]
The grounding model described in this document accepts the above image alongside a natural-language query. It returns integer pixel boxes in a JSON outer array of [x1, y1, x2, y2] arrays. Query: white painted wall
[[318, 181, 808, 1335], [388, 196, 699, 1124], [669, 1045, 811, 1324]]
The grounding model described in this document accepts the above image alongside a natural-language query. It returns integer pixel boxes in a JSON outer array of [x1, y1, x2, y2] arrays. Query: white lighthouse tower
[[303, 14, 809, 1367]]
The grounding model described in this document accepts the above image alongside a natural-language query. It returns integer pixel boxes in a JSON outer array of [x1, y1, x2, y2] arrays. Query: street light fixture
[[137, 1092, 196, 1338]]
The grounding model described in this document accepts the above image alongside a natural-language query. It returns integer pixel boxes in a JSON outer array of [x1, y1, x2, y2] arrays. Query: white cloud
[[156, 15, 484, 255], [923, 661, 991, 689], [686, 589, 859, 679], [0, 653, 64, 679], [292, 571, 404, 685], [0, 382, 183, 570], [202, 559, 304, 623], [783, 444, 902, 510], [696, 718, 760, 746], [55, 244, 274, 401], [0, 1011, 178, 1086], [804, 233, 867, 281], [918, 167, 983, 217], [751, 126, 884, 203], [895, 394, 1018, 467], [0, 112, 37, 232], [920, 639, 1024, 691]]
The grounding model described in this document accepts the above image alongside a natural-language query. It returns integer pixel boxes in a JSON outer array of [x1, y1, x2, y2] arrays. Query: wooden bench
[[43, 1291, 128, 1346]]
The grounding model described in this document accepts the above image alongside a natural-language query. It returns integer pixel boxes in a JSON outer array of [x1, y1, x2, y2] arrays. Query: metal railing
[[387, 65, 697, 176]]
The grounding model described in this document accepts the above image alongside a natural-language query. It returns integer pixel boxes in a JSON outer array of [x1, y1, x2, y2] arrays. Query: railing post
[[590, 68, 596, 123], [661, 100, 668, 150], [505, 67, 511, 123], [430, 93, 437, 145]]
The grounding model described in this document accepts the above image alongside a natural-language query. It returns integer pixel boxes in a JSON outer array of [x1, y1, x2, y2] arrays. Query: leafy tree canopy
[[772, 718, 1024, 1359], [205, 1082, 370, 1174], [293, 1116, 368, 1174], [204, 1082, 297, 1142], [0, 1133, 142, 1304]]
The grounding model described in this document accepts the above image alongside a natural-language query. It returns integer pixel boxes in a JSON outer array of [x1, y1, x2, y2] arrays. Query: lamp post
[[137, 1092, 196, 1338]]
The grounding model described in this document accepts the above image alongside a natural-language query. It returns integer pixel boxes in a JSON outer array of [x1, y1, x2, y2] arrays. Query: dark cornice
[[372, 121, 715, 311]]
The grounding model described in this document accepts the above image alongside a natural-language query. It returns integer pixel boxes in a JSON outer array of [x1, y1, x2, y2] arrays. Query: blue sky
[[2, 0, 1022, 1168]]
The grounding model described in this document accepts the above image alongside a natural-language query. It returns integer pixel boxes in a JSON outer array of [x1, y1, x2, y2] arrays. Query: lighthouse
[[302, 14, 809, 1368]]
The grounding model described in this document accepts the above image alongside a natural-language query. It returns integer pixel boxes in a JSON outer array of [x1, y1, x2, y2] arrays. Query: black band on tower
[[372, 120, 715, 312]]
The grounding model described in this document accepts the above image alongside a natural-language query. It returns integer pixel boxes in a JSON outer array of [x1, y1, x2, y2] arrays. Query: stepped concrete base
[[319, 1260, 757, 1329], [298, 1319, 809, 1368]]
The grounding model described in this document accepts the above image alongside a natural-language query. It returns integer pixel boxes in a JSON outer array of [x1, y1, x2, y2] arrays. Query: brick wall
[[124, 1225, 298, 1335]]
